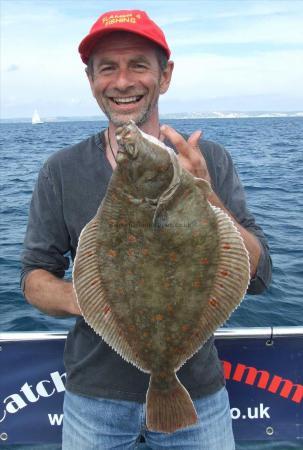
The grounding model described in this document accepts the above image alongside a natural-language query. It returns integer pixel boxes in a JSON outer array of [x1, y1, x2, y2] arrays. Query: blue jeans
[[62, 386, 235, 449]]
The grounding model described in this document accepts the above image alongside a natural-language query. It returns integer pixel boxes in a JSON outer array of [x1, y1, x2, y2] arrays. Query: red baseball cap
[[78, 10, 171, 64]]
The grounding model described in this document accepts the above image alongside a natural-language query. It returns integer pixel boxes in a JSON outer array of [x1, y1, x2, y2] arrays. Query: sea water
[[0, 117, 302, 449]]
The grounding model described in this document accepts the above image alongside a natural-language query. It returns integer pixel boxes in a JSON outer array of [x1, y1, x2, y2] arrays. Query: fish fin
[[146, 373, 198, 433], [210, 203, 250, 309], [73, 217, 149, 372], [194, 177, 212, 194], [192, 204, 250, 344], [174, 204, 250, 369]]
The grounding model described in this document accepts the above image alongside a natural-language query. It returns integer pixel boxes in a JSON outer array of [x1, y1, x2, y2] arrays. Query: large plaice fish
[[73, 121, 250, 433]]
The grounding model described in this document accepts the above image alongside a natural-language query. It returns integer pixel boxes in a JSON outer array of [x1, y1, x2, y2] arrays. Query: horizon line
[[2, 110, 303, 122]]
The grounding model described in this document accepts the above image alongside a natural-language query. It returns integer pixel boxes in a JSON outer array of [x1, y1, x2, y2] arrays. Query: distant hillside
[[1, 112, 303, 123]]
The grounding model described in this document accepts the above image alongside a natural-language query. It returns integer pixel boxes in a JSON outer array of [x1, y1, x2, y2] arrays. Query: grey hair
[[86, 56, 94, 79], [85, 45, 168, 79]]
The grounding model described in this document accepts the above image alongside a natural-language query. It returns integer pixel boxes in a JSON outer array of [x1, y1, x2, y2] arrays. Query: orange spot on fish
[[209, 297, 219, 308], [128, 325, 135, 332], [163, 281, 171, 288], [119, 218, 127, 226], [223, 243, 231, 250], [142, 248, 149, 256], [181, 324, 190, 332], [138, 279, 145, 286], [127, 249, 134, 257], [153, 314, 164, 322], [109, 219, 116, 226], [166, 304, 174, 312], [175, 346, 183, 353], [169, 252, 178, 262], [143, 331, 149, 337], [128, 234, 137, 243], [102, 305, 111, 315], [220, 270, 229, 277], [199, 258, 209, 265], [107, 249, 117, 257], [193, 279, 202, 288]]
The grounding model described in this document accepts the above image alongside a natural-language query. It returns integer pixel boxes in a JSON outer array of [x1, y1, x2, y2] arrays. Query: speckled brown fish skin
[[73, 121, 250, 433]]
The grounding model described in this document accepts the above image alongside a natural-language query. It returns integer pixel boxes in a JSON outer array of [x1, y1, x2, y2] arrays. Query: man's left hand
[[160, 125, 211, 183]]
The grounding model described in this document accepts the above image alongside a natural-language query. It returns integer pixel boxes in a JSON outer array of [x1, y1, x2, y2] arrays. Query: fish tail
[[146, 372, 198, 433]]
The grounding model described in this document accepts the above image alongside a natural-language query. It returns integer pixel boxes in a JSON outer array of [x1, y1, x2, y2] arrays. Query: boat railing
[[1, 326, 303, 341]]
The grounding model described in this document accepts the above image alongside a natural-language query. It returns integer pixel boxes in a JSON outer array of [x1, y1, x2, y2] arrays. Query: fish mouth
[[109, 95, 144, 106], [116, 121, 140, 161], [116, 148, 127, 163], [116, 143, 137, 161]]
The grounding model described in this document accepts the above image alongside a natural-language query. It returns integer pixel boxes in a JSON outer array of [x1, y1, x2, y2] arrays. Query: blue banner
[[0, 332, 302, 445], [0, 339, 66, 445], [218, 335, 303, 441]]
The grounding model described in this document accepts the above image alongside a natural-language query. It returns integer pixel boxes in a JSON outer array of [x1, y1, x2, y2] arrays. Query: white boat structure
[[32, 109, 43, 125]]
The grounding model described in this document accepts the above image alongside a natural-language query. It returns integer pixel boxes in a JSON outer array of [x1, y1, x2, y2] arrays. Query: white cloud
[[169, 50, 303, 98], [6, 64, 19, 72], [168, 16, 303, 49], [1, 0, 303, 117], [215, 2, 293, 19]]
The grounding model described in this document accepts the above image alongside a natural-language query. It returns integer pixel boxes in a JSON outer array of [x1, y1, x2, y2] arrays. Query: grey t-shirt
[[21, 130, 272, 401]]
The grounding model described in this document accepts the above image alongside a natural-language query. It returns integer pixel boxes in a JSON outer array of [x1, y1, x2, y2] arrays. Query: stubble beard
[[100, 79, 161, 128], [102, 101, 157, 128]]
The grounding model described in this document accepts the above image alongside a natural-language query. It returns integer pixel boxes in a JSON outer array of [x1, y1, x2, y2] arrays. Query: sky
[[1, 0, 303, 119]]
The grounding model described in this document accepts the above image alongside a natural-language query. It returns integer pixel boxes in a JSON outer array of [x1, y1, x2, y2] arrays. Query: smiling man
[[85, 32, 173, 128], [21, 9, 272, 450]]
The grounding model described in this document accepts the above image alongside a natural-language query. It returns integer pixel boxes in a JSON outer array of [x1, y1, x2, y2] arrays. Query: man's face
[[87, 32, 173, 127]]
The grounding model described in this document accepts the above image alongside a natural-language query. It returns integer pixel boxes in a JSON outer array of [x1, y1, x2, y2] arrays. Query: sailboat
[[32, 109, 44, 125]]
